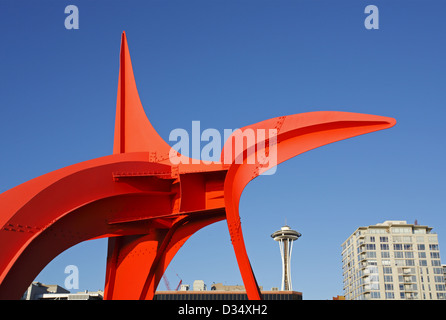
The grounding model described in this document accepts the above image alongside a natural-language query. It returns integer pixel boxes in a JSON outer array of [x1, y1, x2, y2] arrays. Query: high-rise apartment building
[[341, 220, 446, 300]]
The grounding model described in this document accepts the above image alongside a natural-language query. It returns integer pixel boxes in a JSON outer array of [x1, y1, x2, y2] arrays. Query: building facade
[[341, 220, 446, 300], [22, 282, 103, 300], [154, 291, 302, 300], [155, 281, 302, 300]]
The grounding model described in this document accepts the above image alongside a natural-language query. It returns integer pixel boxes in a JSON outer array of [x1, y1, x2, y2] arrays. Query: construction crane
[[175, 278, 182, 291], [163, 273, 182, 291], [175, 274, 182, 291], [162, 274, 171, 291]]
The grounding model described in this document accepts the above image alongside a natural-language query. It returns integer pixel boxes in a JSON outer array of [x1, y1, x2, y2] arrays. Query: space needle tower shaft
[[271, 225, 301, 291]]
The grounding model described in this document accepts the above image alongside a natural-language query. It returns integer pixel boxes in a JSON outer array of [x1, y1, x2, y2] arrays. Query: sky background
[[1, 0, 445, 300]]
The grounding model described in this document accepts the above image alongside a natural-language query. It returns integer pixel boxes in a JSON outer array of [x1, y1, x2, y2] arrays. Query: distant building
[[155, 280, 302, 300], [210, 283, 263, 291], [193, 280, 206, 291], [22, 282, 70, 300], [22, 282, 103, 300], [39, 290, 104, 300], [341, 220, 446, 300], [179, 284, 190, 291], [154, 290, 302, 300]]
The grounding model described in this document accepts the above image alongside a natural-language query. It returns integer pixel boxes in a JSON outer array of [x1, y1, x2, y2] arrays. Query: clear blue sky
[[1, 0, 445, 300]]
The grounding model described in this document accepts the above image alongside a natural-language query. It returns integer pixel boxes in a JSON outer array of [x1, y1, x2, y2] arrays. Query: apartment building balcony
[[401, 283, 418, 292], [401, 276, 417, 283], [401, 292, 419, 300]]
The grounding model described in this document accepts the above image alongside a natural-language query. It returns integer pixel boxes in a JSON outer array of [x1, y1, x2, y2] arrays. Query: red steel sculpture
[[0, 32, 396, 300]]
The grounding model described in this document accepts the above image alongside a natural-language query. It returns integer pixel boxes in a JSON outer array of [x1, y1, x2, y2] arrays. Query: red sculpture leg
[[104, 209, 225, 300], [139, 211, 226, 300]]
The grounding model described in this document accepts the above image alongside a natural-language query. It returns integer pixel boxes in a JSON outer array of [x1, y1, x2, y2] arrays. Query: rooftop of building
[[341, 220, 436, 247]]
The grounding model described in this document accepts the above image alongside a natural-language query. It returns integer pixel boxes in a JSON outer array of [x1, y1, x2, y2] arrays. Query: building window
[[435, 284, 446, 291], [384, 283, 394, 290], [416, 236, 425, 242], [398, 275, 411, 282], [395, 260, 405, 266], [380, 244, 389, 250], [392, 227, 411, 234], [368, 266, 379, 274], [433, 268, 443, 274], [430, 252, 440, 259], [384, 275, 393, 282], [385, 292, 395, 299], [432, 260, 441, 266], [369, 228, 387, 234], [428, 237, 437, 243], [383, 267, 392, 274], [394, 244, 403, 250], [382, 259, 391, 266]]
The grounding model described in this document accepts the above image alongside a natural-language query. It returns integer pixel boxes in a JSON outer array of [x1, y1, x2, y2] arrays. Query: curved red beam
[[222, 112, 396, 299], [0, 32, 396, 300]]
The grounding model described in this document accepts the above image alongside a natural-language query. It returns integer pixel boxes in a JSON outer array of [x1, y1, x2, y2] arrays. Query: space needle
[[271, 224, 301, 291]]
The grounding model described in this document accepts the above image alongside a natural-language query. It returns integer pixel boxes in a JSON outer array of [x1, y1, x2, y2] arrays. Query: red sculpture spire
[[114, 31, 171, 156]]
